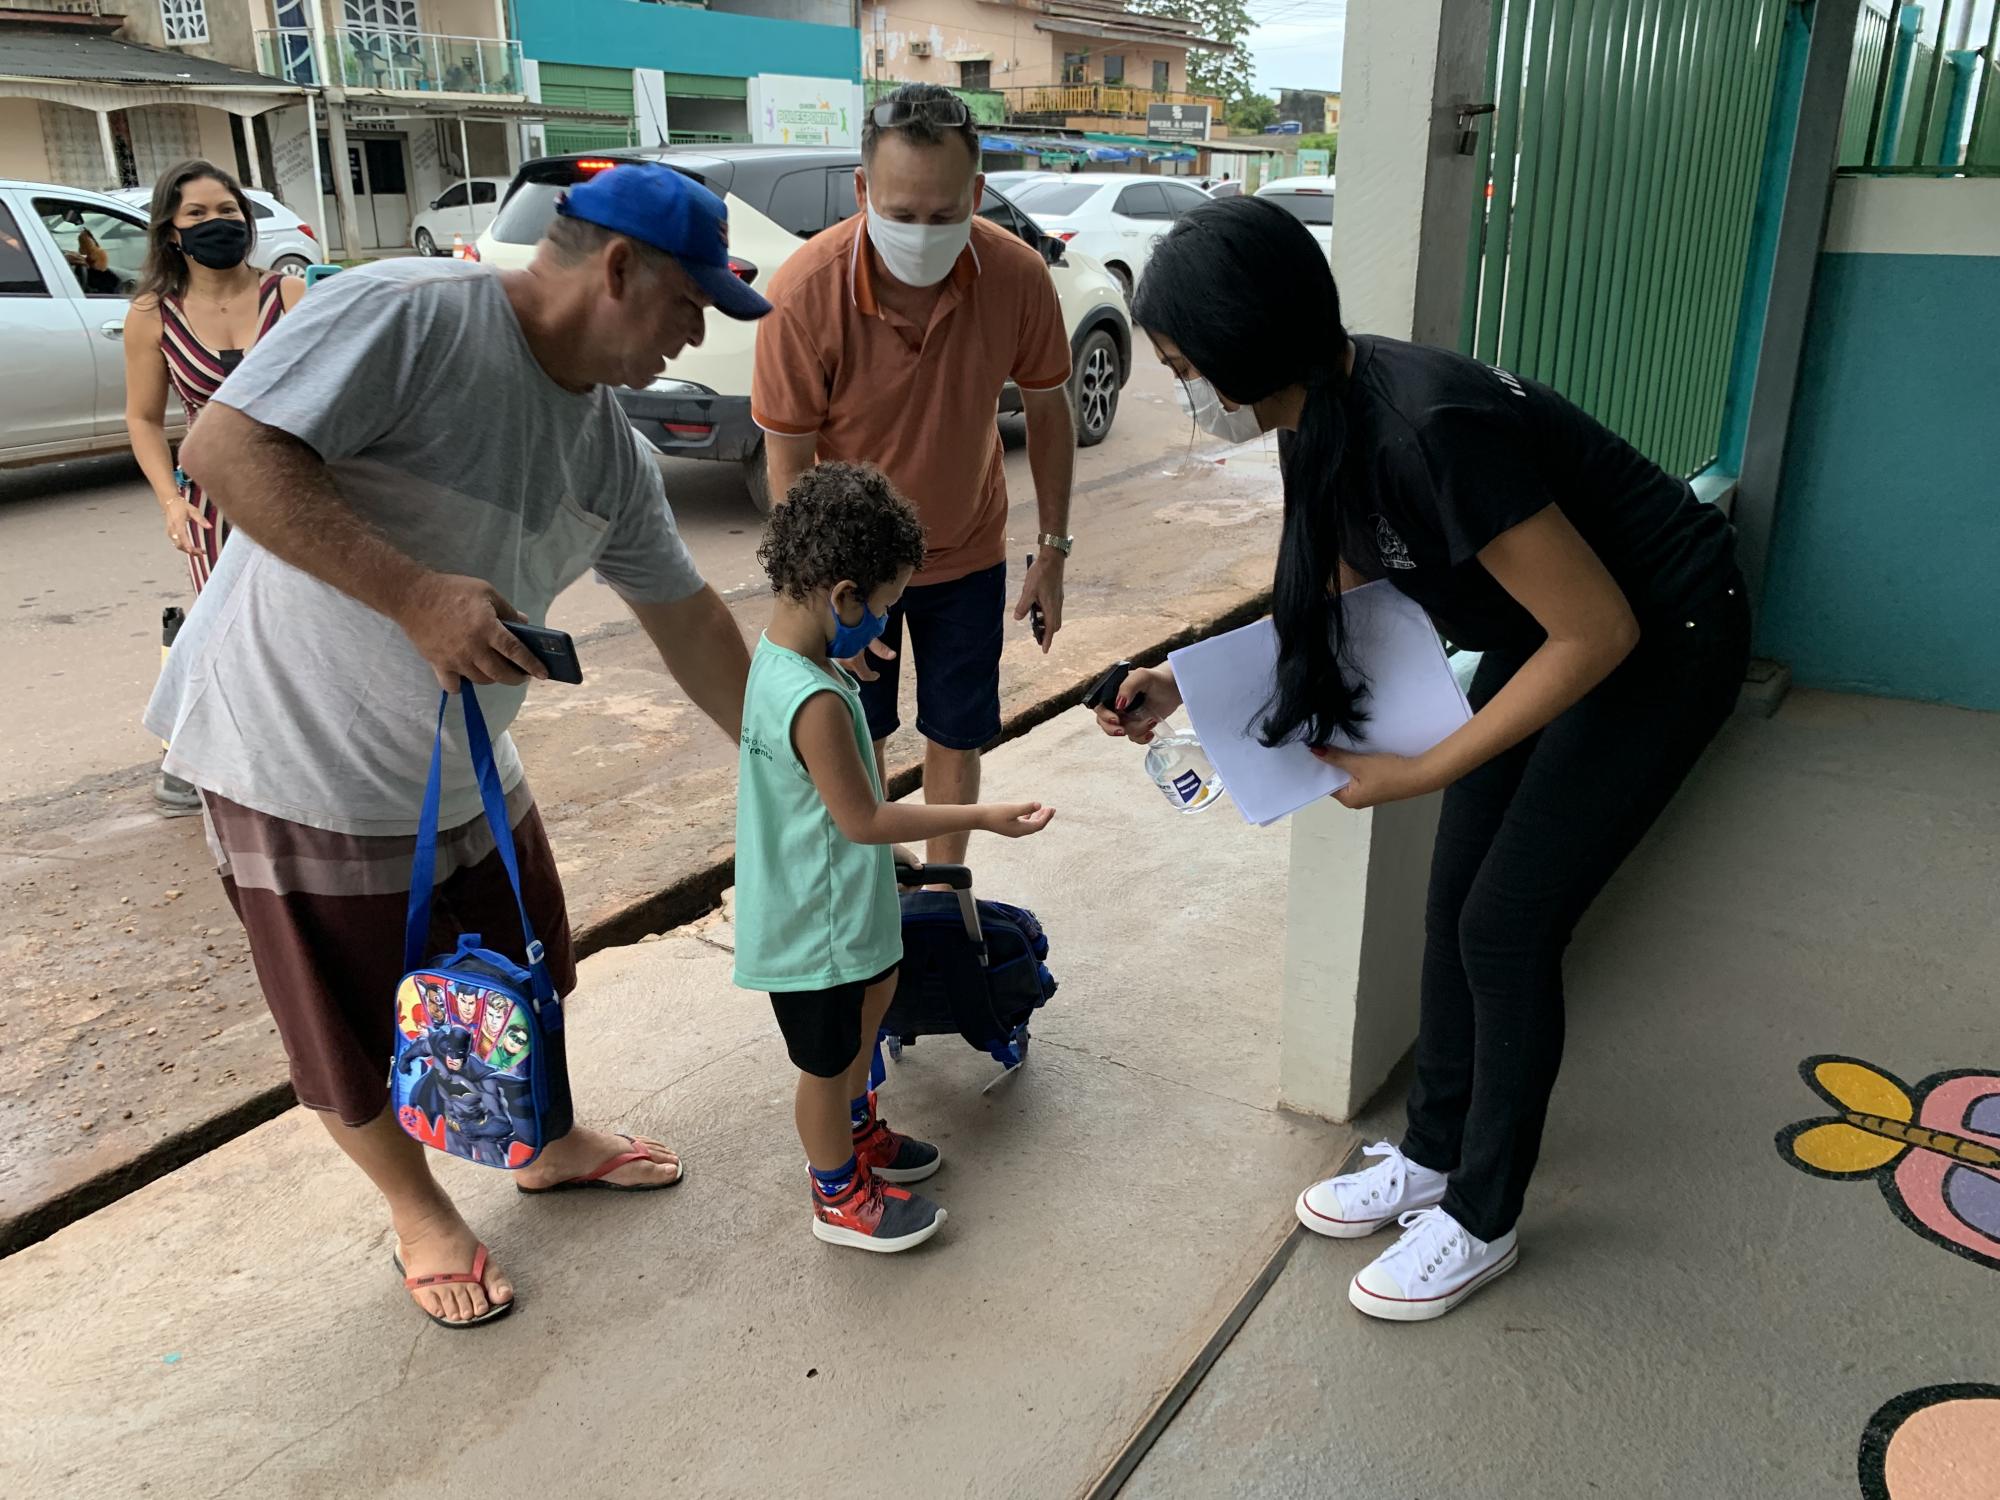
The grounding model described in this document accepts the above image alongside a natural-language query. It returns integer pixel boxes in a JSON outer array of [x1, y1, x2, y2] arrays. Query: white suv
[[475, 147, 1133, 511]]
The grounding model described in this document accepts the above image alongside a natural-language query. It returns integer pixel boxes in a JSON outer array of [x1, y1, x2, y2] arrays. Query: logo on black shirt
[[1488, 365, 1527, 399], [1372, 515, 1417, 570]]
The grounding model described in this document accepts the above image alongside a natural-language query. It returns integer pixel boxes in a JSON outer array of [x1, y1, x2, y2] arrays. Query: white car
[[111, 184, 324, 277], [1010, 172, 1211, 297], [409, 176, 508, 257], [1255, 175, 1335, 263], [985, 169, 1060, 196], [475, 147, 1134, 512], [2, 179, 189, 467]]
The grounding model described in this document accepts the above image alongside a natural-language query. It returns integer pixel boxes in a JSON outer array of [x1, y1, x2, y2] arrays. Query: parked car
[[1203, 178, 1244, 199], [985, 169, 1060, 196], [1009, 172, 1211, 296], [476, 146, 1134, 512], [2, 179, 184, 468], [1255, 174, 1336, 262], [110, 184, 324, 277], [408, 175, 508, 257]]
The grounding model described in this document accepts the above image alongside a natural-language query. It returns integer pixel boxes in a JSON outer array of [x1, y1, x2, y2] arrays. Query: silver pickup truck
[[0, 177, 184, 469]]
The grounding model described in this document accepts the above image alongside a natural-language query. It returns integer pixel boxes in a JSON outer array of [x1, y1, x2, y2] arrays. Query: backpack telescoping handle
[[895, 861, 983, 951]]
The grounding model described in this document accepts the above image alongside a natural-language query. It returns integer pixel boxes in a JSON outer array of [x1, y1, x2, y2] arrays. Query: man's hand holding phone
[[395, 573, 547, 691]]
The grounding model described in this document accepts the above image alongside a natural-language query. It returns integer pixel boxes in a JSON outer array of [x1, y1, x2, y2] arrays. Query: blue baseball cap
[[555, 163, 771, 321]]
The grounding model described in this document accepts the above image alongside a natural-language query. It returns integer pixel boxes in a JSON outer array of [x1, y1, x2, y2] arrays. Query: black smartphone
[[1026, 554, 1046, 646], [503, 621, 583, 685]]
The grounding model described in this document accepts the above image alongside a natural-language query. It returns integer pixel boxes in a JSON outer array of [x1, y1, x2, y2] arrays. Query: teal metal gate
[[1458, 0, 1795, 478]]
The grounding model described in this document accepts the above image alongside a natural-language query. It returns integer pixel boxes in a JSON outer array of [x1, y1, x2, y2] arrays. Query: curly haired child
[[734, 462, 1054, 1252]]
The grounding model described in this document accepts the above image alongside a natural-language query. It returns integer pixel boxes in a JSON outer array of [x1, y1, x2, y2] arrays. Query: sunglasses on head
[[869, 96, 972, 130]]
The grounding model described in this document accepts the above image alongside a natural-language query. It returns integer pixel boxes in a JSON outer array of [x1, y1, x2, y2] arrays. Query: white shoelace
[[1331, 1141, 1408, 1215], [1382, 1207, 1473, 1287]]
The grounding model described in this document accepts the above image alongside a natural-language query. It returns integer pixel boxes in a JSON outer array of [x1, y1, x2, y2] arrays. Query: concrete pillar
[[1277, 0, 1491, 1123], [323, 96, 367, 257], [237, 114, 265, 187], [94, 109, 120, 190]]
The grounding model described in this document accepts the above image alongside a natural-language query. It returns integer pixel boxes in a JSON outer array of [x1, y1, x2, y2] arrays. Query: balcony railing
[[255, 28, 524, 97], [1837, 0, 2000, 174], [1001, 83, 1222, 121]]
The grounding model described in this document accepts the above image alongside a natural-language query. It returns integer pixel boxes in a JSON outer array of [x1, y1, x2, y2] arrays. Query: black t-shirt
[[1323, 336, 1738, 651]]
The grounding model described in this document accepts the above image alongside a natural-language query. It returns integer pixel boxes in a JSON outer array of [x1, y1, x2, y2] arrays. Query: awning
[[982, 131, 1195, 164], [1033, 18, 1233, 54], [338, 93, 627, 125], [0, 25, 309, 116]]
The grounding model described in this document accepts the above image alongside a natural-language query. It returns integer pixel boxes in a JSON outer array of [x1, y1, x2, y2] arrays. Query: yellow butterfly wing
[[1788, 1121, 1905, 1175], [1811, 1060, 1913, 1122]]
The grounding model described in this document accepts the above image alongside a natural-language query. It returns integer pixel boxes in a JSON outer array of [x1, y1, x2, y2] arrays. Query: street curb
[[1, 593, 1271, 1258]]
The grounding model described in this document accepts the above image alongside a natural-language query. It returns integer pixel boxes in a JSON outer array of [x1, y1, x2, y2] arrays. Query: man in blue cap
[[154, 165, 765, 1328]]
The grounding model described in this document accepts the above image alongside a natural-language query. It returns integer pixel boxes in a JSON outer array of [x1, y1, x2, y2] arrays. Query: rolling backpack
[[876, 864, 1058, 1093]]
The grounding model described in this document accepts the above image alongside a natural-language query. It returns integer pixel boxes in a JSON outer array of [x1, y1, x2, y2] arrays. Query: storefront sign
[[749, 75, 862, 148], [1146, 103, 1211, 143], [1297, 149, 1331, 178]]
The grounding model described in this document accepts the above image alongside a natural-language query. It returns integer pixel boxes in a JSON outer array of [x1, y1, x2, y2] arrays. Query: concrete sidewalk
[[1124, 692, 2000, 1499], [1, 708, 1352, 1500], [2, 434, 1282, 1250]]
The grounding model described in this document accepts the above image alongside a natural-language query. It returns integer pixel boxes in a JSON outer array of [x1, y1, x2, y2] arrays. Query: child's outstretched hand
[[980, 802, 1055, 838]]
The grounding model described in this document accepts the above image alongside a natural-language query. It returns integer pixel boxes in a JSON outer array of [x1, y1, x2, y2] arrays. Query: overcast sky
[[1246, 0, 1346, 96]]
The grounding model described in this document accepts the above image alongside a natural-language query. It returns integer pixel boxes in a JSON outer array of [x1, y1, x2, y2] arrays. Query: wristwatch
[[1037, 532, 1074, 556]]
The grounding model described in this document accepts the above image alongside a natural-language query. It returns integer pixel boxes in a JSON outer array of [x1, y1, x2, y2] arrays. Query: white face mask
[[1182, 375, 1265, 444], [865, 196, 973, 288]]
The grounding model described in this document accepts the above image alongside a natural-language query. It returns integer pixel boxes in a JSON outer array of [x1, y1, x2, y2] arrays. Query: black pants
[[1401, 580, 1752, 1242]]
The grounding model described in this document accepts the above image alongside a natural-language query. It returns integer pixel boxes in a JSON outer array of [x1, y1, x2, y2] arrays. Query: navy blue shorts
[[858, 561, 1006, 752]]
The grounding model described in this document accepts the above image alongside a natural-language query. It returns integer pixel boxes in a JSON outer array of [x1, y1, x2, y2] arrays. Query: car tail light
[[299, 222, 317, 241], [662, 421, 713, 438], [727, 256, 758, 285], [1056, 231, 1077, 242], [575, 158, 618, 174]]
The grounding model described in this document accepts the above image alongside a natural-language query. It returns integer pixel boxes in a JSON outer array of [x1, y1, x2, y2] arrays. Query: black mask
[[177, 218, 251, 270]]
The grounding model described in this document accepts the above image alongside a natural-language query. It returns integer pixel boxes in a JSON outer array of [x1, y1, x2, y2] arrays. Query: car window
[[0, 203, 50, 296], [825, 167, 858, 224], [33, 198, 146, 298], [766, 168, 830, 238], [1159, 182, 1209, 216], [1014, 181, 1100, 216], [435, 182, 468, 210], [1265, 191, 1334, 226], [250, 199, 275, 220], [977, 188, 1040, 249], [1114, 183, 1168, 220], [472, 181, 498, 205], [490, 181, 564, 245]]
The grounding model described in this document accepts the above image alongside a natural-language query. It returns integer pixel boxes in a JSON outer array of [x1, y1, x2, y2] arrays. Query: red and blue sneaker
[[853, 1098, 942, 1184], [812, 1166, 946, 1253]]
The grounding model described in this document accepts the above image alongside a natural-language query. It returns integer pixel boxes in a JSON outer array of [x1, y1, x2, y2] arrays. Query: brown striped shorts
[[203, 783, 577, 1126]]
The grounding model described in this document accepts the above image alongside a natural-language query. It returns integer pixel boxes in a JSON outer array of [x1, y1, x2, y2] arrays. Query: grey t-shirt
[[145, 258, 703, 836]]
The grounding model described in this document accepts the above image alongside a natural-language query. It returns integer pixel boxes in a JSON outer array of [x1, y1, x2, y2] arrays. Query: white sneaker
[[1295, 1141, 1447, 1239], [1348, 1206, 1518, 1322]]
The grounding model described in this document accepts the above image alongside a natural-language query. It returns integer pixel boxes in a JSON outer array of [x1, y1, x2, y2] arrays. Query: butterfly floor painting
[[1777, 1055, 2000, 1272]]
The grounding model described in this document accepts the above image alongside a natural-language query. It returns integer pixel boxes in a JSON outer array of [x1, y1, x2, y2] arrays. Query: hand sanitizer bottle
[[1084, 660, 1226, 815], [1143, 723, 1224, 813]]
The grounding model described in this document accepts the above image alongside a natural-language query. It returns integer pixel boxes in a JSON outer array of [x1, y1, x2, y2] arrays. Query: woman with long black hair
[[1098, 197, 1749, 1321]]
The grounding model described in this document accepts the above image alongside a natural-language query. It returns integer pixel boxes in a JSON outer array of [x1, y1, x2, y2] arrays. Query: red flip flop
[[392, 1242, 514, 1329], [515, 1134, 685, 1195]]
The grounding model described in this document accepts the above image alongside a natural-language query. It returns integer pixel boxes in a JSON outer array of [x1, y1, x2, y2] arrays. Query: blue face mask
[[829, 596, 888, 660]]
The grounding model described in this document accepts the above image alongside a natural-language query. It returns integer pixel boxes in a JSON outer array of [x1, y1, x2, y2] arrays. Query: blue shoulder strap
[[403, 681, 554, 1003]]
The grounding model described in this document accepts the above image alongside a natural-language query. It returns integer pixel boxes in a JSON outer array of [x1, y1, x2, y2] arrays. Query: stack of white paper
[[1167, 582, 1473, 826]]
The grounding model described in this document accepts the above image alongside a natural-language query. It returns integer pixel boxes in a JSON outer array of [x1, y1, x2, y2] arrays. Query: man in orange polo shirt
[[751, 83, 1075, 870]]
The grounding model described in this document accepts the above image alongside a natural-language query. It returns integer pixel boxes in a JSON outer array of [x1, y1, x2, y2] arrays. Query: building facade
[[510, 0, 862, 158], [862, 0, 1224, 132]]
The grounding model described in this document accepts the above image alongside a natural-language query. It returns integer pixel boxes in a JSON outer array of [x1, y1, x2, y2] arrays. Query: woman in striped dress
[[124, 159, 306, 810]]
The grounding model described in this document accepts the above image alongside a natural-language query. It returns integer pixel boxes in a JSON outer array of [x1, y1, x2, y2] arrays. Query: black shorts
[[769, 965, 900, 1078], [857, 561, 1007, 751]]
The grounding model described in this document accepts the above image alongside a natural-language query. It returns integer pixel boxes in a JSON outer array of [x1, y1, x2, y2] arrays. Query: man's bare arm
[[180, 402, 543, 688], [763, 430, 819, 508]]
